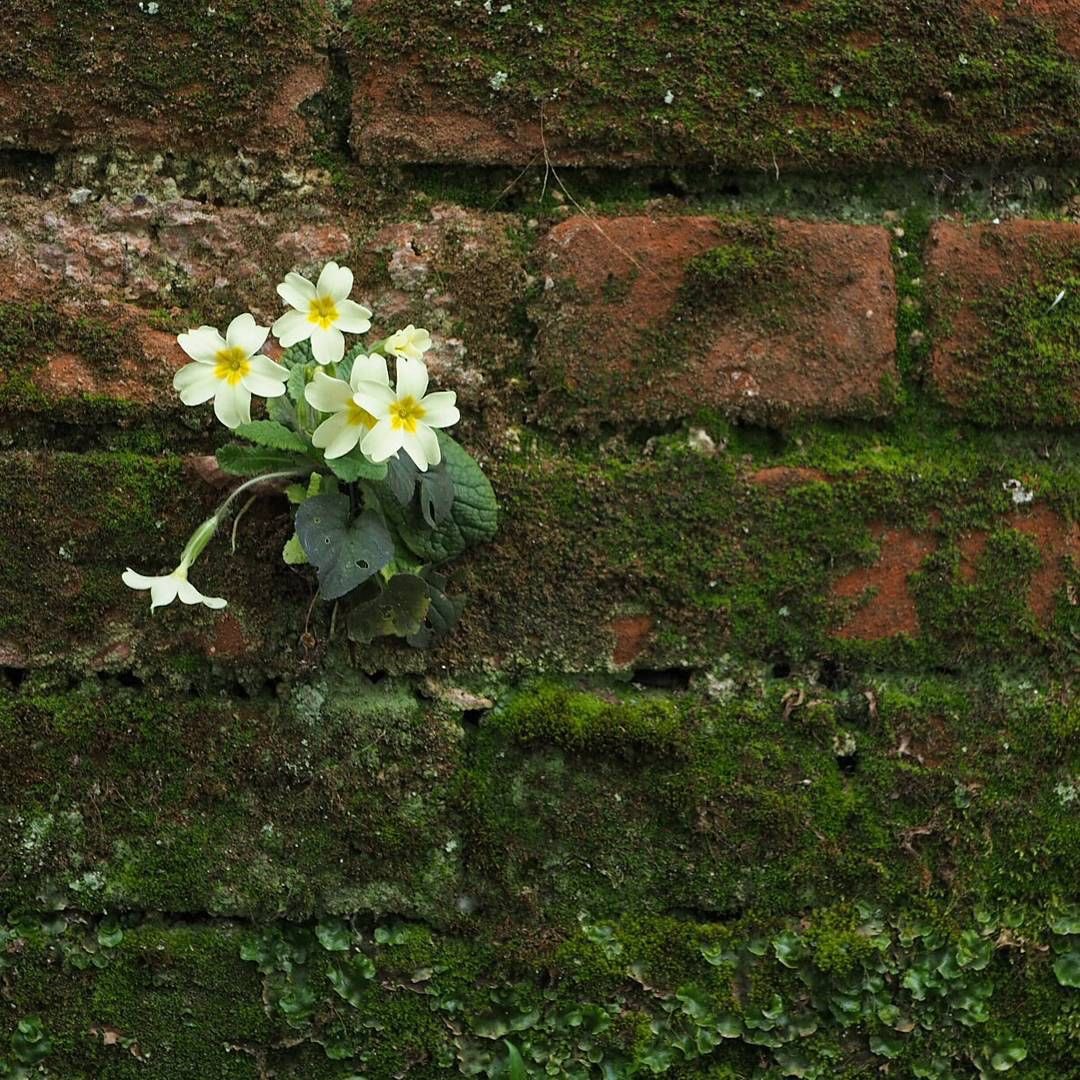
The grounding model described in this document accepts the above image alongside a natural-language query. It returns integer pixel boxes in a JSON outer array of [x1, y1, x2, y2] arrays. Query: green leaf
[[988, 1038, 1027, 1071], [328, 953, 376, 1008], [386, 453, 420, 506], [504, 1042, 526, 1080], [325, 447, 389, 484], [12, 1017, 52, 1065], [234, 420, 308, 454], [315, 918, 351, 952], [267, 394, 297, 427], [869, 1034, 904, 1059], [1053, 949, 1080, 988], [772, 930, 803, 968], [282, 534, 308, 565], [295, 494, 394, 601], [386, 433, 498, 562], [406, 569, 465, 648], [286, 357, 309, 404], [347, 574, 431, 644], [417, 464, 455, 527], [216, 443, 311, 477], [97, 919, 123, 948]]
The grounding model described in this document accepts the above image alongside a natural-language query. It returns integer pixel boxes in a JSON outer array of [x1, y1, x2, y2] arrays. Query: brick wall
[[0, 2, 1077, 1077]]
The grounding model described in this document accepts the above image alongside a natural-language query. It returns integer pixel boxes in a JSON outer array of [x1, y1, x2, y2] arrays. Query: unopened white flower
[[174, 313, 287, 429], [384, 324, 433, 361], [272, 261, 372, 366], [353, 356, 460, 471], [122, 564, 227, 611], [304, 353, 391, 460]]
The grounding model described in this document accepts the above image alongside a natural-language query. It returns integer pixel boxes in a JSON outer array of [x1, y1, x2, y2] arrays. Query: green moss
[[352, 0, 1080, 169], [2, 1, 327, 151]]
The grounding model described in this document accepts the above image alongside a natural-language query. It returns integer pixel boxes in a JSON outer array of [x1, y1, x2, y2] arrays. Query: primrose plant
[[123, 262, 498, 648]]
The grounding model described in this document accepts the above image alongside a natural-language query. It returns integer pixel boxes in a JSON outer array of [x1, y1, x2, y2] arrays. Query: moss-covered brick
[[0, 674, 462, 919], [0, 1, 330, 155], [927, 220, 1080, 426], [531, 215, 898, 428], [0, 437, 1076, 678], [350, 0, 1080, 169]]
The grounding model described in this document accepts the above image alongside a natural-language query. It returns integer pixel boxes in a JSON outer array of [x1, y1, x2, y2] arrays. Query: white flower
[[304, 353, 391, 460], [174, 313, 287, 429], [383, 324, 433, 361], [272, 261, 372, 366], [122, 564, 227, 611], [353, 356, 460, 471]]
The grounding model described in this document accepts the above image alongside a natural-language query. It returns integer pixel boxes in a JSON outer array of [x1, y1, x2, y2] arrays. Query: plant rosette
[[123, 262, 497, 648]]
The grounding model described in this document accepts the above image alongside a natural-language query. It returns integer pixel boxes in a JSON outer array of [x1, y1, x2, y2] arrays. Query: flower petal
[[414, 424, 442, 470], [310, 326, 345, 366], [349, 353, 389, 390], [361, 418, 404, 463], [334, 298, 372, 334], [177, 325, 226, 363], [351, 380, 396, 418], [176, 579, 227, 609], [272, 308, 313, 347], [248, 353, 289, 379], [149, 576, 181, 611], [396, 355, 429, 401], [418, 390, 459, 428], [213, 382, 251, 429], [305, 369, 354, 413], [317, 261, 353, 301], [122, 568, 161, 591], [226, 312, 270, 355], [277, 272, 316, 310], [242, 371, 288, 398], [312, 411, 364, 459], [173, 362, 220, 405]]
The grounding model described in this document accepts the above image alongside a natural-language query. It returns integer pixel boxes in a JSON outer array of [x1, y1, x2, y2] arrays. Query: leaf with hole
[[347, 574, 431, 644], [295, 494, 393, 601]]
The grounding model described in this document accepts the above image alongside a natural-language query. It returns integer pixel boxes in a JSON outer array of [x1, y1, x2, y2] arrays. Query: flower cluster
[[124, 263, 497, 647]]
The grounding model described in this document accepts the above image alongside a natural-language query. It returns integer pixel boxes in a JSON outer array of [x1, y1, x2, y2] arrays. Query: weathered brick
[[926, 219, 1080, 425], [351, 0, 1080, 168], [0, 2, 330, 155], [532, 215, 898, 426]]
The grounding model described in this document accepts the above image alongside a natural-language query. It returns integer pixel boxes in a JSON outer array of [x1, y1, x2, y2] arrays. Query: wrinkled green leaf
[[417, 465, 455, 528], [234, 420, 308, 454], [267, 394, 297, 427], [12, 1016, 52, 1065], [216, 443, 311, 477], [295, 494, 393, 601], [347, 574, 431, 644], [316, 918, 352, 952], [385, 433, 497, 562]]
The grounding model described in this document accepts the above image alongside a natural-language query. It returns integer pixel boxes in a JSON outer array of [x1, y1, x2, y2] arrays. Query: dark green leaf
[[386, 453, 420, 506], [295, 494, 394, 601], [385, 433, 498, 562], [328, 953, 376, 1007], [216, 444, 311, 477], [1054, 950, 1080, 988], [315, 918, 351, 952], [234, 420, 308, 454], [347, 574, 432, 644], [418, 465, 455, 528], [286, 358, 308, 404], [504, 1042, 527, 1080], [406, 569, 465, 648], [326, 447, 389, 484]]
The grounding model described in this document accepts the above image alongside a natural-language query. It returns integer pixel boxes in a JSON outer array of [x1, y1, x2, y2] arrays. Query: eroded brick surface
[[532, 215, 897, 427]]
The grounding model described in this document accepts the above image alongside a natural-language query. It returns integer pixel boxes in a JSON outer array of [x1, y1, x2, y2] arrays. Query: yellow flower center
[[307, 295, 339, 330], [213, 346, 252, 385], [346, 399, 376, 428], [388, 395, 426, 433]]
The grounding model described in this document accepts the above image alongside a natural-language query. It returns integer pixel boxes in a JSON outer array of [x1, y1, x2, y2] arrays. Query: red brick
[[532, 216, 897, 427], [926, 219, 1080, 425], [833, 526, 937, 641]]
